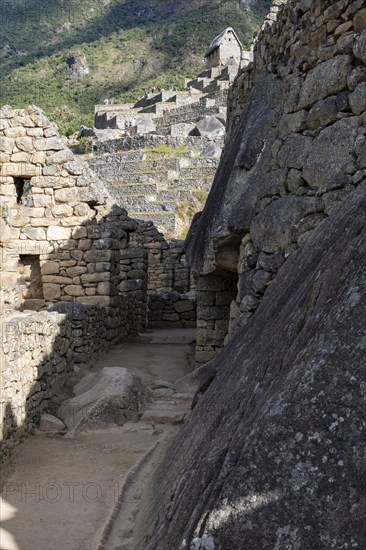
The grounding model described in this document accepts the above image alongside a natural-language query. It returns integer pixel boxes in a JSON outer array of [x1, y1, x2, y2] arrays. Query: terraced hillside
[[0, 0, 270, 133], [88, 142, 219, 239]]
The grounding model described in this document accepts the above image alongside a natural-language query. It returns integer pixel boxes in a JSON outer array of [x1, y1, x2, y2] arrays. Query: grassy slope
[[0, 0, 270, 134]]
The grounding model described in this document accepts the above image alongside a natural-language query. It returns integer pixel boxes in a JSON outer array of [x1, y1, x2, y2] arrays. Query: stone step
[[202, 80, 230, 94], [114, 158, 181, 173], [186, 77, 212, 91], [133, 91, 176, 109], [166, 180, 212, 192], [197, 67, 222, 79], [107, 170, 170, 184], [110, 166, 214, 185], [128, 211, 176, 227], [177, 166, 217, 177], [158, 189, 195, 201], [110, 183, 159, 195], [140, 402, 188, 424], [123, 197, 178, 212]]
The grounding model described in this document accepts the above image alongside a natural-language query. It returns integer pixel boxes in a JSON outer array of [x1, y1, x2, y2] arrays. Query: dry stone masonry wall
[[186, 0, 366, 365], [0, 311, 72, 446], [0, 105, 188, 454]]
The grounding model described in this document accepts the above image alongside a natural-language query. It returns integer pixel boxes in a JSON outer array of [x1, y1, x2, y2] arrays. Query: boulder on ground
[[190, 116, 226, 139], [58, 367, 151, 433], [39, 414, 66, 433], [202, 143, 222, 158]]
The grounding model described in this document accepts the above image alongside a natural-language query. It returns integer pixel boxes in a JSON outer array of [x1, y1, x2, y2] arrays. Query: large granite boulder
[[58, 367, 151, 433], [138, 181, 366, 549], [190, 116, 226, 139]]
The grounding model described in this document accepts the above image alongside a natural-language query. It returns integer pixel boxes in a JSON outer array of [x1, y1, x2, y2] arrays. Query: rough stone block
[[119, 280, 143, 292], [15, 137, 34, 153], [34, 137, 64, 151], [303, 118, 358, 187], [84, 250, 112, 262], [277, 133, 312, 169], [43, 283, 61, 301], [173, 300, 195, 313], [250, 196, 323, 253], [64, 285, 85, 297], [349, 82, 366, 115], [22, 227, 46, 240], [196, 277, 222, 292], [353, 29, 366, 64], [54, 188, 78, 203], [0, 137, 15, 153], [298, 55, 352, 109], [41, 261, 60, 275], [47, 226, 72, 240], [81, 272, 110, 283]]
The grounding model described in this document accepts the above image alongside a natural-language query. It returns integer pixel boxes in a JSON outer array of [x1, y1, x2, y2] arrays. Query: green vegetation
[[0, 445, 12, 466], [148, 144, 188, 154], [177, 186, 208, 238], [0, 0, 270, 133], [77, 136, 95, 153]]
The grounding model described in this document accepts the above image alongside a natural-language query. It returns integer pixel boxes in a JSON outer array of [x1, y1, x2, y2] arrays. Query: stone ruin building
[[204, 27, 243, 69], [88, 28, 249, 238], [0, 27, 248, 458], [0, 105, 195, 451]]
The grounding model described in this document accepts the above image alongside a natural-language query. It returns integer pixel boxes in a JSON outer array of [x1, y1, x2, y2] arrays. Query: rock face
[[66, 54, 90, 78], [134, 0, 366, 547], [140, 181, 366, 550], [184, 0, 366, 365], [59, 367, 151, 432]]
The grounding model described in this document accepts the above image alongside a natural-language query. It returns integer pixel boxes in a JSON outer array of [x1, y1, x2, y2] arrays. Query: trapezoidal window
[[18, 255, 44, 301], [14, 178, 32, 206]]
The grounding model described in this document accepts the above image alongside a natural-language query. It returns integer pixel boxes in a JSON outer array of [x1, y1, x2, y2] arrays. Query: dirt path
[[0, 328, 196, 550]]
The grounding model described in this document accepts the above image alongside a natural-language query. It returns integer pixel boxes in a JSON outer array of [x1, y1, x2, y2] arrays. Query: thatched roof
[[205, 27, 242, 58]]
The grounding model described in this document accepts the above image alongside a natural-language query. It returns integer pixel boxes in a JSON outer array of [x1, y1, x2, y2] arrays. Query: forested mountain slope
[[0, 0, 270, 133]]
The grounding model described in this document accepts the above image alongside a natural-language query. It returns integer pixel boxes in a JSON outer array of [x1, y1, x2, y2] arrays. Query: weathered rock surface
[[132, 0, 366, 547], [185, 0, 366, 364], [58, 367, 151, 433], [191, 116, 226, 138], [39, 414, 66, 433], [141, 182, 366, 549]]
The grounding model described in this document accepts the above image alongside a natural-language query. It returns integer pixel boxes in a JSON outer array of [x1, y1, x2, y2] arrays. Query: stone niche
[[14, 177, 32, 205], [18, 254, 45, 310]]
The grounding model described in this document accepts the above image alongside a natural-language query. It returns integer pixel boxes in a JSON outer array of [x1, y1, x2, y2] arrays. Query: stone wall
[[148, 292, 196, 328], [0, 105, 164, 455], [0, 310, 72, 450], [186, 0, 366, 365], [0, 291, 143, 452], [95, 135, 222, 156], [195, 274, 237, 365], [50, 297, 142, 369]]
